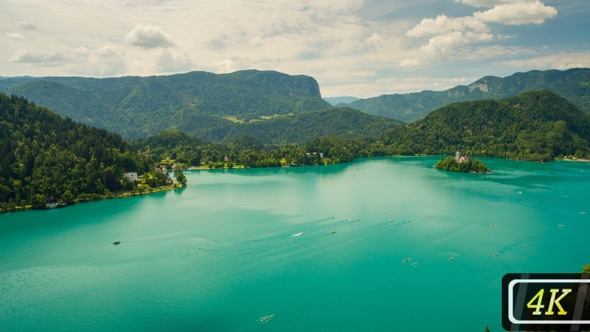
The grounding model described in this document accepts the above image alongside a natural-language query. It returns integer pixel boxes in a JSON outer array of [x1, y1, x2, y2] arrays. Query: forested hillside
[[0, 93, 149, 211], [134, 130, 383, 169], [383, 90, 590, 161], [0, 70, 332, 139], [139, 107, 399, 145], [348, 68, 590, 122], [235, 108, 400, 145], [198, 107, 399, 145]]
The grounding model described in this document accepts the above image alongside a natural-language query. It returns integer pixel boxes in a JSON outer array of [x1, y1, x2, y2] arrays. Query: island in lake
[[434, 151, 491, 173]]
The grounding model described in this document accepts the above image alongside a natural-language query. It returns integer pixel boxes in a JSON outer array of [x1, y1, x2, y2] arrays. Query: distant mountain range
[[0, 70, 333, 140], [382, 90, 590, 161], [344, 68, 590, 122], [3, 68, 590, 147], [323, 96, 359, 106]]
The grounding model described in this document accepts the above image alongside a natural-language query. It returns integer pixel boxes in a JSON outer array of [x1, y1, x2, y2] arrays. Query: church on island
[[455, 150, 468, 163]]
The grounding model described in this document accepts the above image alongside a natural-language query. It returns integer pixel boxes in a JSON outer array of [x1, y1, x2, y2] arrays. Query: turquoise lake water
[[1, 157, 589, 331]]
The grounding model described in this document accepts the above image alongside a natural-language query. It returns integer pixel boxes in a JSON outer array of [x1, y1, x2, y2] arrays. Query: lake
[[1, 157, 589, 331]]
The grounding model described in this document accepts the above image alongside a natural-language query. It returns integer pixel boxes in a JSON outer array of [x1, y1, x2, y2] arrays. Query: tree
[[31, 194, 46, 210], [61, 190, 74, 205], [173, 166, 187, 186], [176, 172, 187, 186], [102, 167, 119, 192]]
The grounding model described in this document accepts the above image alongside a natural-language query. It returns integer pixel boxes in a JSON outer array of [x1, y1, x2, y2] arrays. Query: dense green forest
[[347, 68, 590, 122], [382, 90, 590, 161], [0, 93, 155, 212], [133, 130, 382, 168], [167, 107, 400, 144], [0, 70, 332, 139]]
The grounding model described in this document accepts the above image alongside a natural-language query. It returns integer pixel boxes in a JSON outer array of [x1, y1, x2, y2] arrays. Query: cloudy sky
[[1, 0, 589, 98]]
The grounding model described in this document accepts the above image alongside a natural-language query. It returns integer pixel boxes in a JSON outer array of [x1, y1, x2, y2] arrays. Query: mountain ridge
[[0, 70, 332, 139], [382, 90, 590, 161], [347, 68, 590, 122]]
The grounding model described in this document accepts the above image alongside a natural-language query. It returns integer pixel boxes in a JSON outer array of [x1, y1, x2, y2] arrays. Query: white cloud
[[406, 15, 493, 59], [125, 25, 175, 48], [212, 57, 256, 73], [455, 0, 513, 8], [54, 46, 127, 76], [156, 50, 194, 73], [399, 58, 420, 67], [12, 49, 69, 65], [474, 1, 557, 25], [421, 31, 493, 55], [461, 45, 532, 60], [407, 15, 487, 38], [499, 52, 590, 70], [405, 0, 557, 65], [6, 33, 26, 40]]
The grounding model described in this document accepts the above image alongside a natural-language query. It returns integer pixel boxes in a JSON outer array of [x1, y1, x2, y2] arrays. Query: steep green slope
[[169, 107, 401, 145], [227, 108, 401, 145], [349, 68, 590, 122], [0, 93, 149, 211], [383, 90, 590, 161], [0, 70, 332, 139]]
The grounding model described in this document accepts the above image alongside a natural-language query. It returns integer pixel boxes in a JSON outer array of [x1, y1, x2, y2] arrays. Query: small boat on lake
[[403, 258, 411, 263], [449, 256, 455, 261], [113, 240, 121, 245], [259, 314, 274, 323], [292, 232, 304, 237]]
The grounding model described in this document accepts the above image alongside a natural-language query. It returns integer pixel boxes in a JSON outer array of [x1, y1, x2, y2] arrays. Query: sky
[[1, 0, 589, 98]]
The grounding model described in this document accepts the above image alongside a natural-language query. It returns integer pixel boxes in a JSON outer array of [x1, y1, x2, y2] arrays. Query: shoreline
[[0, 184, 185, 214], [560, 157, 590, 163], [3, 155, 588, 214]]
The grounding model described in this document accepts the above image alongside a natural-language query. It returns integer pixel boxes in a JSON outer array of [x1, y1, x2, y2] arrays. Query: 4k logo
[[527, 288, 572, 315], [502, 274, 590, 331]]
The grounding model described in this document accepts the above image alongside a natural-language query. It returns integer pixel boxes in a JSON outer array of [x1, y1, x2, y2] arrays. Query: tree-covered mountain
[[0, 93, 150, 211], [237, 107, 400, 145], [187, 107, 401, 145], [0, 70, 332, 139], [133, 106, 398, 145], [382, 90, 590, 161], [348, 68, 590, 122]]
